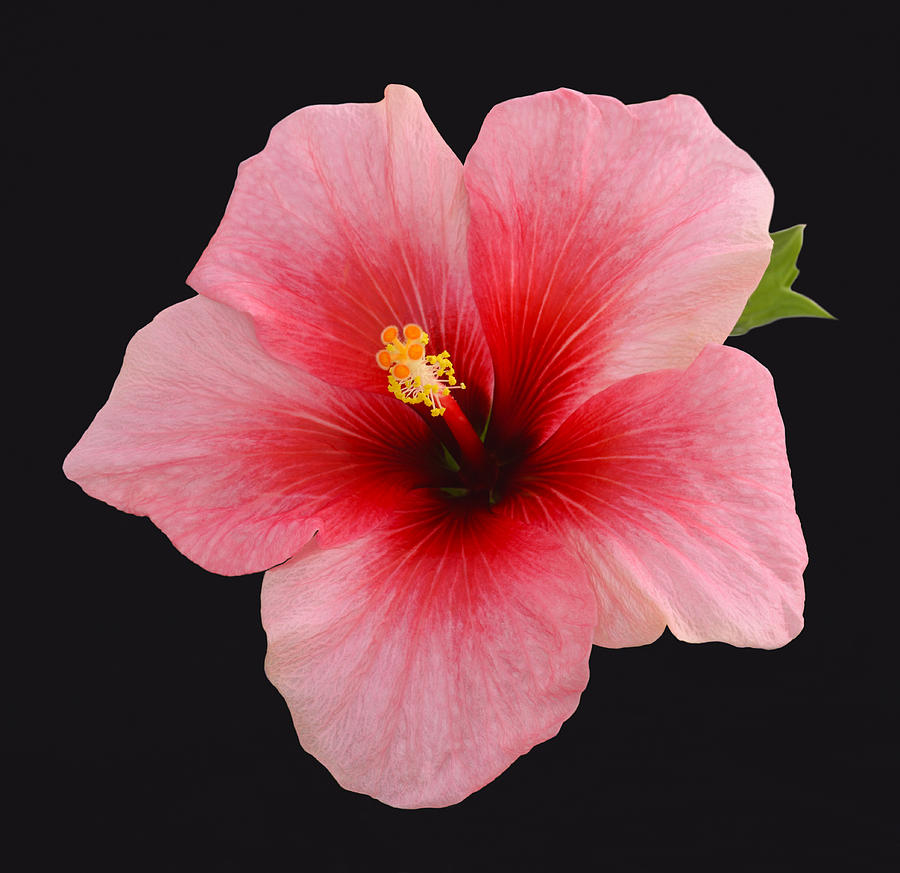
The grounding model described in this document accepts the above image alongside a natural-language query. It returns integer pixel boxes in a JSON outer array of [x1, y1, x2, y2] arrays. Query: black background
[[13, 6, 896, 871]]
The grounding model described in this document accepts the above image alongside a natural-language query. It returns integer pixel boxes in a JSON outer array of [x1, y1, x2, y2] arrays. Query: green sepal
[[730, 225, 834, 336], [439, 487, 470, 498], [440, 443, 460, 472]]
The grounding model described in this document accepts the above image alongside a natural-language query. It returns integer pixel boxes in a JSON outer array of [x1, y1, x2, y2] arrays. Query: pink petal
[[465, 89, 774, 450], [262, 497, 595, 808], [504, 344, 806, 648], [566, 532, 669, 647], [187, 84, 492, 429], [64, 296, 438, 575]]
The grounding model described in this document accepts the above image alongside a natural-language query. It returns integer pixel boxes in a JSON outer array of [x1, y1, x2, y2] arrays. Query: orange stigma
[[375, 322, 465, 416]]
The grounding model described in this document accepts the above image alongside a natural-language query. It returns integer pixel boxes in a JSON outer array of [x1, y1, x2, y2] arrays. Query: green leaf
[[729, 225, 835, 336]]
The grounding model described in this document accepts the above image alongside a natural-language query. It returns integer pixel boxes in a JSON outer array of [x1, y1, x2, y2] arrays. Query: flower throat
[[376, 324, 492, 488]]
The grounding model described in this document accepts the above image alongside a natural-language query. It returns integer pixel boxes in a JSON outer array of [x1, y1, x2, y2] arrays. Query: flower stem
[[440, 394, 490, 476]]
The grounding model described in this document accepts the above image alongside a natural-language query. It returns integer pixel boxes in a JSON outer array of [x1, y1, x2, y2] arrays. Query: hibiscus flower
[[64, 85, 806, 808]]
